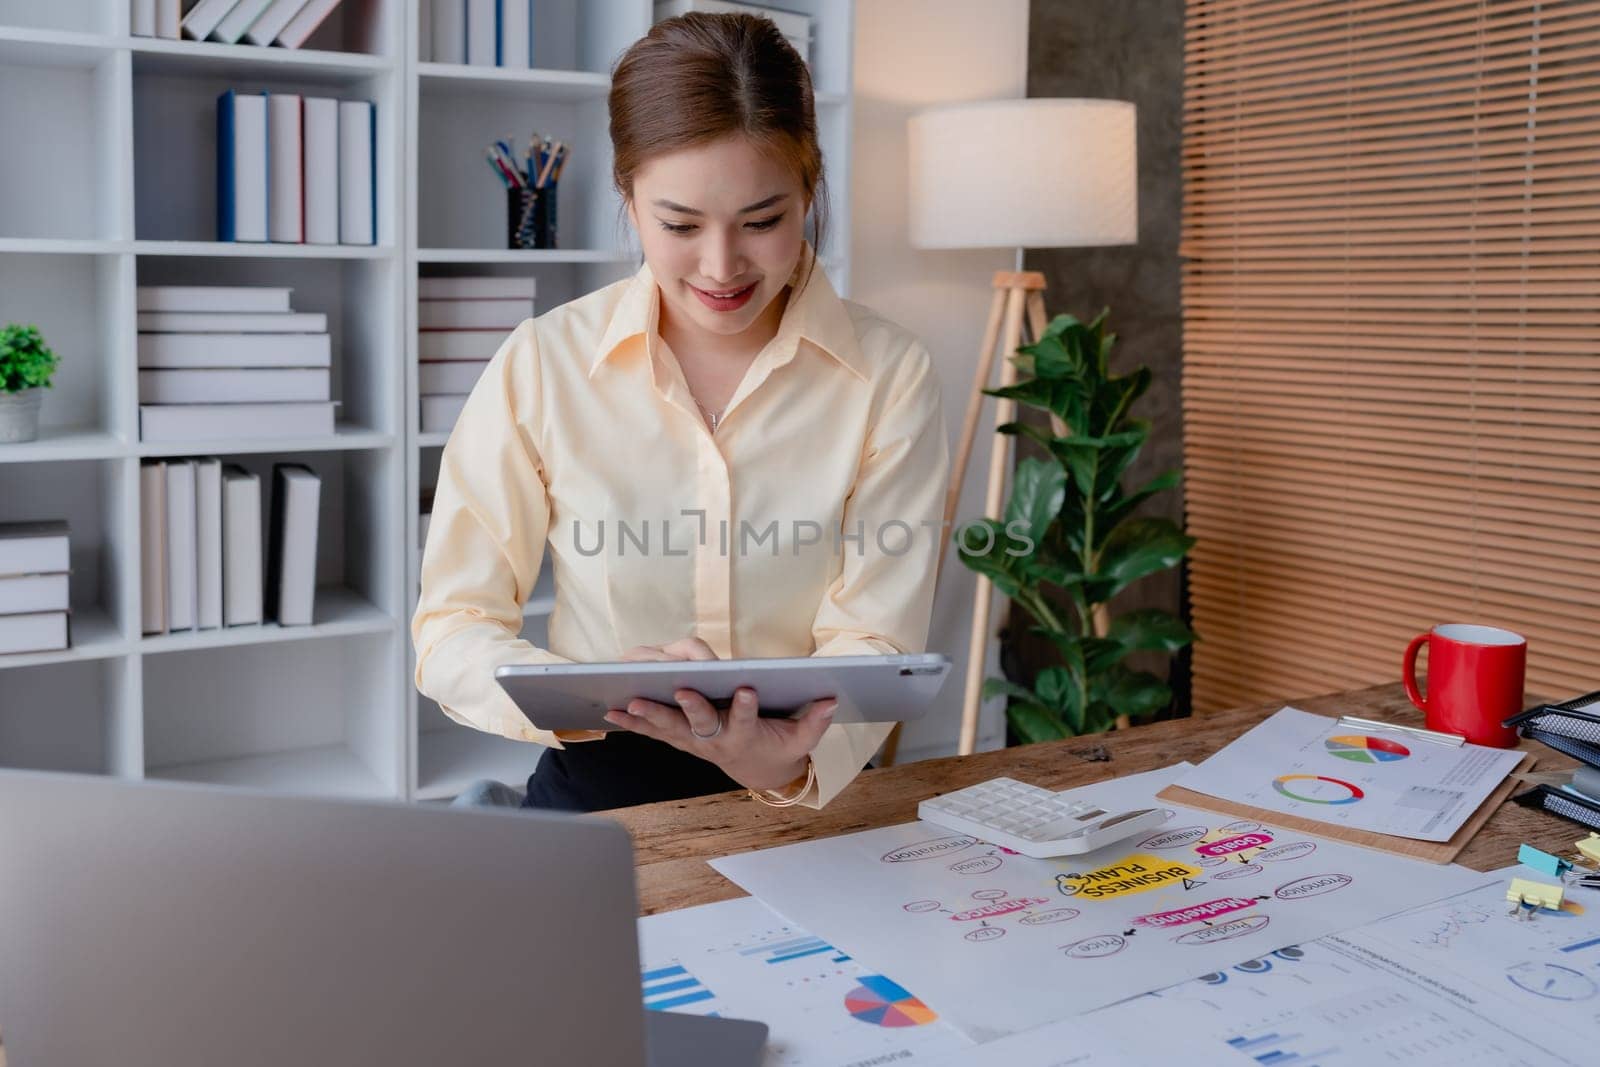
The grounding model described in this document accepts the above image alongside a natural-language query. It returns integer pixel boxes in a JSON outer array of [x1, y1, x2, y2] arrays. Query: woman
[[413, 12, 948, 813]]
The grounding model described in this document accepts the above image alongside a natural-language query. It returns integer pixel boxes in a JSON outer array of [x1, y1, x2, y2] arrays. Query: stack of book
[[426, 0, 535, 67], [218, 90, 374, 246], [0, 522, 70, 655], [177, 0, 346, 49], [418, 276, 536, 434], [138, 285, 336, 443], [140, 460, 322, 633]]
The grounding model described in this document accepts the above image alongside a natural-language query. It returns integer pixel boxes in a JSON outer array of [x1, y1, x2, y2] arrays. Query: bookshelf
[[0, 0, 856, 801]]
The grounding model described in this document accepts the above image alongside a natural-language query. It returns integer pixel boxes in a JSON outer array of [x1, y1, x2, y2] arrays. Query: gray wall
[[1010, 0, 1189, 714]]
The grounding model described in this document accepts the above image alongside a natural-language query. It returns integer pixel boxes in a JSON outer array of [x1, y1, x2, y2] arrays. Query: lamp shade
[[907, 98, 1138, 250]]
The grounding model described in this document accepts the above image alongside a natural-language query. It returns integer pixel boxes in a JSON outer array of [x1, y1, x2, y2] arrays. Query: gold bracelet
[[749, 759, 816, 808]]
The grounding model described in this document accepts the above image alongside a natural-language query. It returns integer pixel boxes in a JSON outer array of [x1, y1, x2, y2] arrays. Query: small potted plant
[[0, 324, 60, 444]]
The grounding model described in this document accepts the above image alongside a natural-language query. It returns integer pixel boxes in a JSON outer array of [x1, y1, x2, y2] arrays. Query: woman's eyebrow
[[651, 193, 790, 216]]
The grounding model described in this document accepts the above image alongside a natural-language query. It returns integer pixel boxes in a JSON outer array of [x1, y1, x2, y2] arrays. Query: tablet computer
[[494, 653, 951, 734]]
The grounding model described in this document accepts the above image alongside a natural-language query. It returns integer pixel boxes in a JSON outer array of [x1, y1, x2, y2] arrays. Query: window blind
[[1181, 0, 1600, 711]]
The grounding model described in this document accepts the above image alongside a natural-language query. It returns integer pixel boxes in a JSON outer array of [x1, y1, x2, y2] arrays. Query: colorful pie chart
[[1325, 734, 1410, 763], [1273, 774, 1365, 804], [844, 975, 939, 1027]]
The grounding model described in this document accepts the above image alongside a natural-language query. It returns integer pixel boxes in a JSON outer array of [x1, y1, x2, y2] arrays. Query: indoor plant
[[0, 324, 59, 444], [957, 310, 1194, 742]]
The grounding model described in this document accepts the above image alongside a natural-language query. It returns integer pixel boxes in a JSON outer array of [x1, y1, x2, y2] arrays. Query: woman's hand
[[604, 687, 836, 794]]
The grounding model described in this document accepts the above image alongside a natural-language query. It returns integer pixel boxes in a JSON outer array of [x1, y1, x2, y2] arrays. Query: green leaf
[[1094, 517, 1195, 599], [0, 323, 58, 393], [954, 519, 1025, 598], [1104, 610, 1195, 655], [1103, 669, 1172, 720], [981, 678, 1043, 704], [1100, 469, 1181, 530], [1008, 701, 1074, 744], [1020, 555, 1083, 588], [1005, 457, 1067, 548]]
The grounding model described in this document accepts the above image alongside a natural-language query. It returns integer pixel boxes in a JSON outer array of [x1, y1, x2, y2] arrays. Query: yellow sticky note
[[1576, 833, 1600, 865], [1507, 877, 1564, 911]]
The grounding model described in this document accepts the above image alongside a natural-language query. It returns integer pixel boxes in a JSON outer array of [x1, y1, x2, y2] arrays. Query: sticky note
[[1518, 843, 1571, 879], [1507, 877, 1564, 911]]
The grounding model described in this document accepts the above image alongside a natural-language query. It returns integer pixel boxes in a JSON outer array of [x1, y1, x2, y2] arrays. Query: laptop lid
[[0, 770, 647, 1067]]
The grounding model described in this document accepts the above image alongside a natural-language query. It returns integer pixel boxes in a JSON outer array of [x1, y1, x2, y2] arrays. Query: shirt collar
[[589, 244, 868, 382]]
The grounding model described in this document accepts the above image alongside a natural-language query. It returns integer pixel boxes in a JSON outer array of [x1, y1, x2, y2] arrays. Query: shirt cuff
[[803, 721, 895, 809]]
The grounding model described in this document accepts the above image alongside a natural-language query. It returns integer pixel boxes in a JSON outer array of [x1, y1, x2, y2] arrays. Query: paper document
[[710, 765, 1478, 1040], [1177, 706, 1525, 841]]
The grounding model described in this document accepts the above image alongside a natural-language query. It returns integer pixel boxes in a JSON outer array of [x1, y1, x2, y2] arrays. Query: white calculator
[[916, 777, 1168, 858]]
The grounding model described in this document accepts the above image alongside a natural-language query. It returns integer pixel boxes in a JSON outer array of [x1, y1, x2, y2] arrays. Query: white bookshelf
[[0, 0, 855, 802]]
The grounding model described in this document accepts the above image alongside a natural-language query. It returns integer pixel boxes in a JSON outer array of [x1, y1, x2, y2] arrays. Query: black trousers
[[521, 730, 742, 812]]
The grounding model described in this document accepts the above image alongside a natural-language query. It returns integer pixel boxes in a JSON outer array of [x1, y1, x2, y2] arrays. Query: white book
[[132, 0, 157, 37], [267, 464, 321, 626], [302, 97, 340, 244], [243, 0, 311, 45], [418, 298, 534, 329], [0, 612, 68, 655], [140, 403, 337, 443], [466, 0, 495, 65], [0, 521, 70, 578], [276, 0, 342, 48], [139, 332, 332, 369], [182, 0, 243, 40], [0, 573, 70, 616], [195, 459, 224, 630], [212, 0, 276, 43], [419, 360, 489, 394], [417, 330, 500, 361], [165, 460, 197, 633], [140, 368, 331, 405], [138, 311, 328, 333], [338, 100, 375, 245], [420, 394, 469, 434], [157, 0, 183, 38], [267, 93, 304, 243], [137, 286, 292, 313], [222, 465, 264, 627], [218, 90, 268, 243], [139, 462, 168, 635], [418, 276, 538, 300], [431, 0, 464, 62], [500, 0, 530, 68]]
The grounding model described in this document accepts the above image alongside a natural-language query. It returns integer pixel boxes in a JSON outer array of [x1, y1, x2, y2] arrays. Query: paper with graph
[[711, 765, 1478, 1040], [1176, 706, 1525, 841]]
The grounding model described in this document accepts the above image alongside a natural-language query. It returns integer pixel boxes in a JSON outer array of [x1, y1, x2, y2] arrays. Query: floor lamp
[[881, 99, 1139, 765]]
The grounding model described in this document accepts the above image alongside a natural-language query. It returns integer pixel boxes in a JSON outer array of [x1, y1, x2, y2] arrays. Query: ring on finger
[[689, 710, 724, 740]]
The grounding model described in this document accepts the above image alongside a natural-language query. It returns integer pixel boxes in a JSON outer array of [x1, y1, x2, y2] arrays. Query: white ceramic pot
[[0, 387, 43, 444]]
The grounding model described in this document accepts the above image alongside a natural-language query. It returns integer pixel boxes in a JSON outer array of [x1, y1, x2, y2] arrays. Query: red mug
[[1402, 624, 1525, 748]]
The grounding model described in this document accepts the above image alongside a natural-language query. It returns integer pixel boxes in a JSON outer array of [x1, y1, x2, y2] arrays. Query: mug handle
[[1402, 633, 1430, 713]]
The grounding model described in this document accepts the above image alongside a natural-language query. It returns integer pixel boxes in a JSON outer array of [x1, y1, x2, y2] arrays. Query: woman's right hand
[[621, 637, 720, 662]]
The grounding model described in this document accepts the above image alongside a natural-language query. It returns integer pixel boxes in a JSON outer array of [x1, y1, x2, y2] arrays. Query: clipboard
[[1156, 750, 1537, 865]]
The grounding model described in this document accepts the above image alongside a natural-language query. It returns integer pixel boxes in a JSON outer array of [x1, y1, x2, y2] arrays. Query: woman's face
[[627, 135, 809, 342]]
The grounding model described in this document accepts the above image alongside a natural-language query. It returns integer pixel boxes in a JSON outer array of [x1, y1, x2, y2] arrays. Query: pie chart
[[844, 975, 939, 1027], [1325, 734, 1410, 763], [1273, 774, 1364, 804]]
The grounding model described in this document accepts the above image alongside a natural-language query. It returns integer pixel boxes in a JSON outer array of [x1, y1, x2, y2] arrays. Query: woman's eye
[[659, 221, 697, 235], [746, 215, 784, 231]]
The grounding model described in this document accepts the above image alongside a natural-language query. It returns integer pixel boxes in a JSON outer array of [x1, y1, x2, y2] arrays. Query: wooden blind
[[1181, 0, 1600, 711]]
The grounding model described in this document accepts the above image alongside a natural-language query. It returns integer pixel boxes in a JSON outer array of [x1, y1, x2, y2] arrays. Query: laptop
[[0, 770, 766, 1067]]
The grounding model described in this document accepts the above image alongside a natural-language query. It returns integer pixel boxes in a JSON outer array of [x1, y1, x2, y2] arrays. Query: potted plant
[[0, 324, 60, 444], [957, 310, 1195, 741]]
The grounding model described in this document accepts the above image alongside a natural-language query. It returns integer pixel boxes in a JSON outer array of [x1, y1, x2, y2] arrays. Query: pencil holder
[[536, 182, 558, 249], [507, 187, 539, 250]]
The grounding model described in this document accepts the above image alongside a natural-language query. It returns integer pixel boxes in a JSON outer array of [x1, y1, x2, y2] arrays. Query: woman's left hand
[[603, 687, 835, 794]]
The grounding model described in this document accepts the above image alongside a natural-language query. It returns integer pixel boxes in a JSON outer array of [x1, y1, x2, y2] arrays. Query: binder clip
[[1506, 877, 1564, 920], [1520, 843, 1600, 888], [1577, 833, 1600, 866]]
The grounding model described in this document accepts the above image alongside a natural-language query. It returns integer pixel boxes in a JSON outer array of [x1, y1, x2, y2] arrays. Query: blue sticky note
[[1519, 843, 1571, 878]]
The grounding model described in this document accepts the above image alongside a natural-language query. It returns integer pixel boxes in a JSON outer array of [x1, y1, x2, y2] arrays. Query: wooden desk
[[613, 683, 1578, 915]]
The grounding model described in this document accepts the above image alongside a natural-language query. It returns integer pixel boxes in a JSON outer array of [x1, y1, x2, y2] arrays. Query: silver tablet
[[495, 653, 952, 733]]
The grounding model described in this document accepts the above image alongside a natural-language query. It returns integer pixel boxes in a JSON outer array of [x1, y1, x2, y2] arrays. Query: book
[[0, 521, 70, 578], [501, 0, 530, 68], [266, 464, 321, 626], [419, 360, 489, 394], [212, 0, 276, 43], [138, 332, 332, 369], [420, 394, 469, 434], [243, 0, 312, 45], [140, 368, 331, 405], [417, 330, 501, 361], [156, 0, 183, 38], [276, 0, 343, 48], [418, 276, 537, 300], [431, 0, 465, 63], [137, 311, 328, 333], [303, 97, 340, 244], [140, 462, 168, 634], [217, 90, 268, 243], [0, 612, 68, 655], [196, 458, 224, 630], [132, 0, 157, 37], [466, 0, 497, 66], [140, 402, 337, 443], [165, 460, 197, 632], [222, 465, 263, 627], [137, 286, 293, 313], [338, 100, 376, 245], [267, 93, 304, 243], [182, 0, 243, 40], [417, 297, 535, 329], [0, 573, 69, 616]]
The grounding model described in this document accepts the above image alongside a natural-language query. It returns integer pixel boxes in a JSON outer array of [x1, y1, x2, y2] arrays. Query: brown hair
[[609, 12, 827, 289]]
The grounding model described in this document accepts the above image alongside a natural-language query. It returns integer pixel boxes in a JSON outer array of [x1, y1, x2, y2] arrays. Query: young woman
[[413, 12, 948, 813]]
